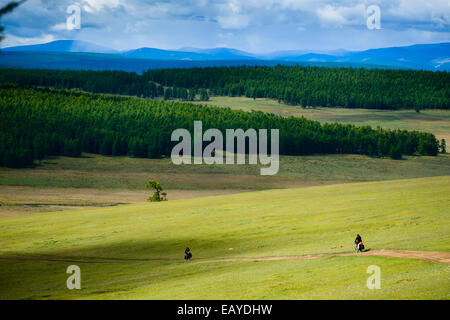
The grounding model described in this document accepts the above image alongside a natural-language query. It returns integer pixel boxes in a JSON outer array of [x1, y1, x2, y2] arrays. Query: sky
[[0, 0, 449, 53]]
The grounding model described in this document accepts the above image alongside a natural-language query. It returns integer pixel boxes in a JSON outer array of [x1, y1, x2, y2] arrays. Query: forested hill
[[0, 85, 439, 168], [144, 66, 449, 110], [0, 66, 448, 110]]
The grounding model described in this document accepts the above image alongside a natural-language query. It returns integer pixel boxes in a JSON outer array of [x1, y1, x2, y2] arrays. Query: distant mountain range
[[1, 40, 449, 72]]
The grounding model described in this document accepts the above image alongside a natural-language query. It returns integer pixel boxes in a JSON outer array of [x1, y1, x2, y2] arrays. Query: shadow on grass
[[0, 237, 258, 299], [0, 236, 254, 264]]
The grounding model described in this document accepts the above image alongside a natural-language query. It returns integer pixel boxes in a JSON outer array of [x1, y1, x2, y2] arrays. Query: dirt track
[[204, 249, 450, 265], [1, 249, 449, 265]]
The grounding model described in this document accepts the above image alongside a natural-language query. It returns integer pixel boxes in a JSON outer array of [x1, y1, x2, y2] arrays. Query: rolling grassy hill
[[0, 176, 448, 299], [1, 153, 449, 216]]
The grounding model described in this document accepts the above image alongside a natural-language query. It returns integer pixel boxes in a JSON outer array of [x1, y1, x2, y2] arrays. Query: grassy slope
[[2, 153, 450, 189], [0, 176, 448, 299], [1, 153, 449, 216], [192, 96, 450, 143]]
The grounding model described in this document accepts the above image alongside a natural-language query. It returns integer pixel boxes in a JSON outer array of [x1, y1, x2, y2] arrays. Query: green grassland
[[1, 94, 449, 299], [192, 96, 450, 143], [0, 176, 448, 299], [1, 153, 449, 215], [2, 153, 450, 190]]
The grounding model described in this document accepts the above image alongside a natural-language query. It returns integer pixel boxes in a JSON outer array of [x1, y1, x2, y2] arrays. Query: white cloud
[[1, 34, 55, 48], [50, 23, 67, 31], [316, 4, 365, 28], [82, 0, 123, 12], [216, 1, 249, 29], [316, 5, 348, 27], [386, 0, 450, 28], [217, 14, 249, 29]]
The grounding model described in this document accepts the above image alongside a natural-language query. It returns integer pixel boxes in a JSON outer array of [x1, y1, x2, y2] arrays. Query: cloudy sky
[[1, 0, 449, 52]]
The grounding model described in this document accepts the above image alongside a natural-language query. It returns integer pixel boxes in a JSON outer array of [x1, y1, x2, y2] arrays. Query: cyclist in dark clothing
[[184, 247, 192, 260]]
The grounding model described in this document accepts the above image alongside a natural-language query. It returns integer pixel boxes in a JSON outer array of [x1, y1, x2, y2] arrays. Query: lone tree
[[146, 179, 167, 202]]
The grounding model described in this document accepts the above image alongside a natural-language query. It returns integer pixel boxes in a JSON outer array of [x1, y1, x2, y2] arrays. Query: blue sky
[[1, 0, 449, 52]]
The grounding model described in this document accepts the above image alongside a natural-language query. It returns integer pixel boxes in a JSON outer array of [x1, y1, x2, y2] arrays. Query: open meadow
[[0, 176, 448, 299], [1, 153, 449, 216]]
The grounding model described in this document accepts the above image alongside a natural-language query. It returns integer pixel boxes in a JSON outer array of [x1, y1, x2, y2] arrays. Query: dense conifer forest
[[0, 84, 439, 168], [0, 65, 448, 110]]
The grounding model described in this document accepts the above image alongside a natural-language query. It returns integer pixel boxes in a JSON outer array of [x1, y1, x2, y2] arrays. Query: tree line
[[0, 66, 448, 109], [143, 66, 449, 110], [0, 84, 440, 168], [0, 68, 209, 101]]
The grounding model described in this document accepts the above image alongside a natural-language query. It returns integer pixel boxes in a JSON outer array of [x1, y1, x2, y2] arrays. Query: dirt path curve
[[360, 249, 450, 264], [1, 250, 449, 265], [205, 250, 450, 265]]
